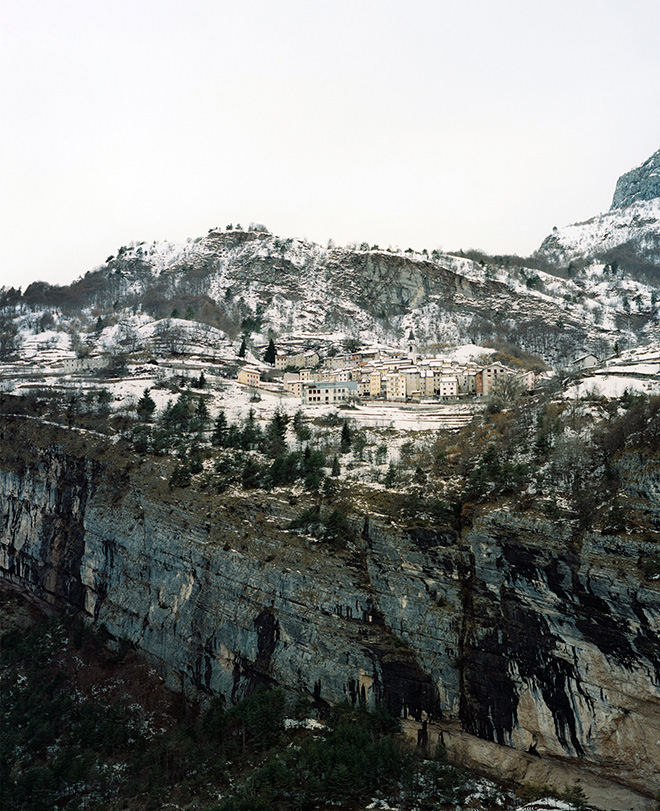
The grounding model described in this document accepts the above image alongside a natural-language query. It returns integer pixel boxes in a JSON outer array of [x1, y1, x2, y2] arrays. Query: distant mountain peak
[[611, 148, 660, 209], [534, 147, 660, 279]]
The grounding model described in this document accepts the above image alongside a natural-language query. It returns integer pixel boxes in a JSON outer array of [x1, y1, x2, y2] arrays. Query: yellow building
[[237, 367, 261, 387]]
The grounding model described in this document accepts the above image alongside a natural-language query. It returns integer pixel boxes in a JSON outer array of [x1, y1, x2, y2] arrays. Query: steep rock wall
[[0, 420, 658, 808], [460, 515, 660, 795], [611, 149, 660, 209]]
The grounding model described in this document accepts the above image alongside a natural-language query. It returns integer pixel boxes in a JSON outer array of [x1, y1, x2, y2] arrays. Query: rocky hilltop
[[7, 216, 657, 367], [612, 148, 660, 209], [18, 230, 594, 361], [1, 149, 659, 375], [1, 417, 658, 809], [536, 149, 660, 282]]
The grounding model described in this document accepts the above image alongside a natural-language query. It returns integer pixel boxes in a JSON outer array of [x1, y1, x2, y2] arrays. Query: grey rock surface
[[534, 147, 660, 285], [1, 419, 659, 809], [611, 149, 660, 209]]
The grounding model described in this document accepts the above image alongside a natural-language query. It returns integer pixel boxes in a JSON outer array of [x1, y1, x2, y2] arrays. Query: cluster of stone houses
[[238, 347, 536, 406], [274, 349, 320, 370]]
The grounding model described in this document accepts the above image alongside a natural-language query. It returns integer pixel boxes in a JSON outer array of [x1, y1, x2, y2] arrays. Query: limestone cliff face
[[1, 420, 659, 809], [611, 149, 660, 209], [221, 245, 593, 360], [460, 515, 660, 795]]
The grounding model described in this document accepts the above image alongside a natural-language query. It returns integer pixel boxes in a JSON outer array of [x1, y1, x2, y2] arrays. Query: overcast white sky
[[1, 0, 659, 291]]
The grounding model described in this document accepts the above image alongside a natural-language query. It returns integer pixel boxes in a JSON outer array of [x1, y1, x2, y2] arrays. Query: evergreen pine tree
[[304, 465, 323, 492], [196, 396, 209, 426], [211, 410, 228, 446], [323, 476, 338, 500], [241, 408, 263, 450], [331, 455, 341, 477], [264, 338, 276, 365], [265, 409, 289, 458], [171, 390, 193, 430], [293, 409, 305, 434], [340, 421, 352, 453], [241, 458, 261, 489], [293, 408, 311, 442], [352, 430, 366, 461], [136, 388, 156, 422], [238, 337, 247, 358], [561, 783, 587, 810]]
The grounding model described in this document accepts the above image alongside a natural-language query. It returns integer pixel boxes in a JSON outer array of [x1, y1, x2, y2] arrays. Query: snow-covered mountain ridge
[[535, 148, 660, 281], [2, 148, 660, 367], [536, 197, 660, 270], [8, 224, 652, 367]]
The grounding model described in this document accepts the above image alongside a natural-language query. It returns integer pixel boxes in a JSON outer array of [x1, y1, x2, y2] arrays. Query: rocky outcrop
[[536, 148, 660, 281], [612, 149, 660, 209], [1, 419, 659, 809], [20, 228, 601, 364], [458, 514, 660, 800]]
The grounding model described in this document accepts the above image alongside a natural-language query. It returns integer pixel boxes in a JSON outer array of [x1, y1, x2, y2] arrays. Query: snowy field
[[567, 344, 660, 399], [567, 373, 660, 399]]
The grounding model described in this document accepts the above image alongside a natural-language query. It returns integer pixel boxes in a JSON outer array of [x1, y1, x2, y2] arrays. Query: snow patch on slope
[[536, 199, 660, 266]]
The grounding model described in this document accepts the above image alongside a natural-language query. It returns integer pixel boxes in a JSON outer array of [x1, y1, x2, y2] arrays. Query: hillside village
[[5, 304, 660, 420], [240, 342, 537, 406]]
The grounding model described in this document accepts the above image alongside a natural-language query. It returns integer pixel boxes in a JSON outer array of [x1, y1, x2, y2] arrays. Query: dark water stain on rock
[[369, 645, 442, 722], [254, 608, 280, 670], [37, 454, 94, 611], [570, 572, 636, 666], [461, 578, 586, 756]]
